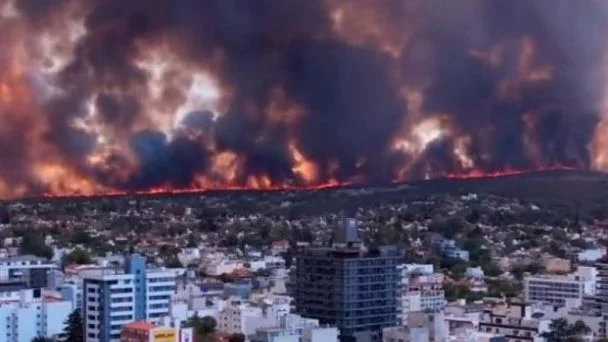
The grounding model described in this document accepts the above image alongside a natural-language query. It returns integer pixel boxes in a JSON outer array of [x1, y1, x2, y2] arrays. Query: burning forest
[[0, 0, 608, 199]]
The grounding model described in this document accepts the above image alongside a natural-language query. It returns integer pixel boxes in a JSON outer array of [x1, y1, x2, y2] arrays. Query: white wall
[[45, 301, 71, 338]]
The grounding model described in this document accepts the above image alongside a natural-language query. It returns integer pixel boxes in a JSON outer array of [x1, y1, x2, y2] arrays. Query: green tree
[[20, 231, 53, 259], [540, 318, 590, 342], [69, 230, 92, 245], [481, 262, 502, 277], [185, 315, 217, 340], [32, 337, 55, 342], [444, 283, 484, 302], [60, 309, 84, 342], [62, 249, 93, 266]]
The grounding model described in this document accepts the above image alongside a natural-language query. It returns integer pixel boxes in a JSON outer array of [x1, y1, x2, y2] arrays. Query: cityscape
[[3, 0, 608, 342], [1, 170, 608, 342]]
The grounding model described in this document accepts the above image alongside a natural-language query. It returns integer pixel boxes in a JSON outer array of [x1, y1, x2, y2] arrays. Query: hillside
[[12, 170, 608, 219]]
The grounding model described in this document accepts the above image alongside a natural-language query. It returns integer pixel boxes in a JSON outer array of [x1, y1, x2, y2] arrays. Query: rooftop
[[123, 321, 156, 332], [0, 255, 45, 263]]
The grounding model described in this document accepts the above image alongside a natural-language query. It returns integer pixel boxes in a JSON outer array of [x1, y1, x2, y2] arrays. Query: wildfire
[[443, 166, 576, 180], [0, 0, 607, 200]]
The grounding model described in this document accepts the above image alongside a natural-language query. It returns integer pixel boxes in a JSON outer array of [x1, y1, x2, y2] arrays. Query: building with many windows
[[399, 264, 445, 323], [523, 274, 584, 307], [294, 219, 401, 342], [584, 262, 608, 313], [478, 302, 558, 341], [83, 255, 177, 342], [0, 288, 71, 342], [0, 255, 57, 289]]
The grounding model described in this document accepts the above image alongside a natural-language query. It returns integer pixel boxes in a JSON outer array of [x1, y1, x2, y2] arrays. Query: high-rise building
[[83, 255, 177, 342], [0, 255, 57, 289], [0, 288, 72, 342], [294, 219, 401, 342]]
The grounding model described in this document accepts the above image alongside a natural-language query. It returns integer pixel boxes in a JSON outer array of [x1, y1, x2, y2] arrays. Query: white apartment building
[[523, 273, 584, 307], [83, 255, 177, 342], [204, 255, 285, 276], [399, 264, 445, 323], [249, 314, 338, 342], [0, 255, 57, 289], [478, 302, 563, 341], [217, 296, 291, 335], [0, 289, 72, 342]]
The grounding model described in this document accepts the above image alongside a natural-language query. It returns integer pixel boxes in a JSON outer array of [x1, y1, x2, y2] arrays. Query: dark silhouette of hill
[[11, 170, 608, 219]]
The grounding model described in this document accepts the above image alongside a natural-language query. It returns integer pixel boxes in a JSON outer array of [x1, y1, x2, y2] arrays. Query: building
[[0, 255, 57, 289], [437, 240, 469, 262], [249, 315, 339, 342], [83, 255, 177, 342], [399, 264, 444, 323], [578, 247, 607, 262], [294, 219, 401, 342], [478, 302, 558, 341], [0, 288, 72, 342], [120, 321, 193, 342], [382, 326, 429, 342], [215, 295, 298, 336], [565, 308, 608, 340], [0, 279, 27, 292], [448, 330, 506, 342], [523, 274, 584, 307]]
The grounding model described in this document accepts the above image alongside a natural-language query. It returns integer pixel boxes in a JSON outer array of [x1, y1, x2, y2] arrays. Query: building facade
[[478, 302, 553, 342], [120, 321, 191, 342], [400, 268, 445, 323], [585, 262, 608, 312], [294, 219, 400, 342], [0, 288, 71, 342], [0, 255, 57, 289], [523, 274, 584, 307], [83, 255, 177, 342]]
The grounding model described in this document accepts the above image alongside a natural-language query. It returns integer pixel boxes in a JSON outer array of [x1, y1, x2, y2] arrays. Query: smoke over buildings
[[0, 0, 607, 198]]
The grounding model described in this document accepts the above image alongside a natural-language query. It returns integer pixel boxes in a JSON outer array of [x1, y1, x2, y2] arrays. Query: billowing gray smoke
[[0, 0, 606, 197]]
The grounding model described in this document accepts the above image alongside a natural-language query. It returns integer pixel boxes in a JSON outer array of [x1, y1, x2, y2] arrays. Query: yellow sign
[[152, 329, 176, 342]]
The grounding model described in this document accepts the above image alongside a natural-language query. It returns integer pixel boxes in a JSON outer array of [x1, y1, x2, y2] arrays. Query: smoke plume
[[1, 0, 608, 198]]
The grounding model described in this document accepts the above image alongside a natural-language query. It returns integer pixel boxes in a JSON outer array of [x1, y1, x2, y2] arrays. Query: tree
[[228, 333, 246, 342], [0, 205, 10, 224], [68, 230, 92, 245], [481, 262, 502, 277], [32, 337, 55, 342], [62, 249, 93, 266], [20, 231, 53, 259], [444, 282, 484, 302], [60, 309, 84, 342], [540, 318, 591, 342], [185, 315, 217, 340], [218, 273, 234, 283]]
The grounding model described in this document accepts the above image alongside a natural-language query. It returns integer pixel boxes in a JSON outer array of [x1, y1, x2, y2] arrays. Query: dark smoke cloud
[[285, 39, 403, 181], [1, 0, 608, 196]]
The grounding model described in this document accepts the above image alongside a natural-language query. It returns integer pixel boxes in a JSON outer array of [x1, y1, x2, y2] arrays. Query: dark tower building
[[294, 218, 401, 342]]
